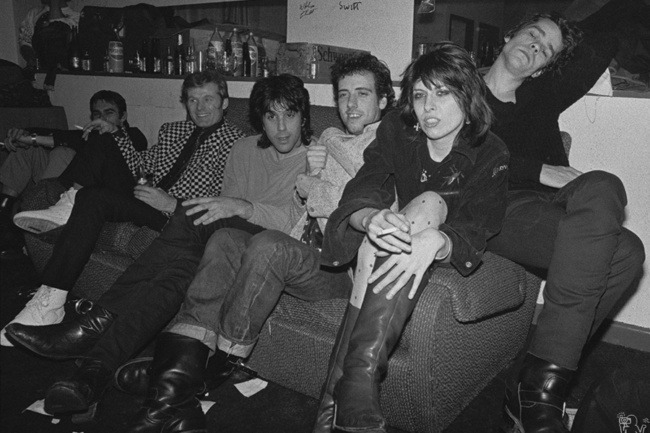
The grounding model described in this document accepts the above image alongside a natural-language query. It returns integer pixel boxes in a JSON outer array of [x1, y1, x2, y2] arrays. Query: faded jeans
[[168, 229, 352, 357], [487, 171, 645, 370]]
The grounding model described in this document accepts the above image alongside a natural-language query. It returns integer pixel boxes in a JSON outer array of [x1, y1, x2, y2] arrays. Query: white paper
[[587, 68, 613, 97], [234, 378, 268, 397], [199, 399, 216, 414]]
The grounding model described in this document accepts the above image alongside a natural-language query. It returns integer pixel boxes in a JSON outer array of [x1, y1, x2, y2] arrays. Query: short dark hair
[[399, 42, 493, 147], [249, 74, 313, 149], [505, 12, 583, 76], [330, 53, 395, 112], [180, 70, 229, 104], [89, 90, 127, 118]]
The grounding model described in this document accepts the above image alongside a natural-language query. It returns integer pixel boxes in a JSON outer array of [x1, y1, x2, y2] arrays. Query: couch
[[20, 97, 541, 433]]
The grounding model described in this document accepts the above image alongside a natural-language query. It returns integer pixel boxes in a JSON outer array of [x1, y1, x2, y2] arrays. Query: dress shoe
[[5, 300, 115, 359], [1, 285, 66, 347], [45, 357, 111, 418], [115, 348, 240, 396], [504, 353, 574, 433]]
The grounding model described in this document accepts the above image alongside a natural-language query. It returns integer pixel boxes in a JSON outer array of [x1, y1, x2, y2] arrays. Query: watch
[[31, 133, 37, 145]]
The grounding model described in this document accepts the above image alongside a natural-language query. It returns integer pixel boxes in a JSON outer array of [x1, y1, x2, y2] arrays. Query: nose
[[347, 94, 358, 109], [277, 116, 287, 131], [531, 43, 539, 54], [424, 95, 436, 111]]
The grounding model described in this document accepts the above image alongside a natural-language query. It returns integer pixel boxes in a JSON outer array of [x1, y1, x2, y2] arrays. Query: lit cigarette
[[74, 125, 84, 130], [378, 227, 398, 236]]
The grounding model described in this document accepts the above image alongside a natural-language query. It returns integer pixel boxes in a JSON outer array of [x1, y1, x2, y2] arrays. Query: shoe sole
[[45, 384, 90, 414], [13, 217, 63, 234]]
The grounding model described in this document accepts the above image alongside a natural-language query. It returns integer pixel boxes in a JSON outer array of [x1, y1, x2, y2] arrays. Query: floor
[[2, 252, 649, 433]]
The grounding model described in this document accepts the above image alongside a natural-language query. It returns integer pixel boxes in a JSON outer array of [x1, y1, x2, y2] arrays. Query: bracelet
[[437, 231, 452, 260], [31, 133, 37, 145]]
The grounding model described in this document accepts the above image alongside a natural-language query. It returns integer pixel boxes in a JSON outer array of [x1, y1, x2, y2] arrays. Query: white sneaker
[[13, 187, 77, 234], [1, 285, 66, 347]]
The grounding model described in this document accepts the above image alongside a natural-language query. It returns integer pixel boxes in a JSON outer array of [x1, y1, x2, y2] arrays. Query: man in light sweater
[[115, 53, 394, 431], [5, 74, 313, 427]]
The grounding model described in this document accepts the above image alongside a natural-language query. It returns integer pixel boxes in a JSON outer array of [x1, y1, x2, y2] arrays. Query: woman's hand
[[363, 209, 412, 255], [368, 228, 447, 300]]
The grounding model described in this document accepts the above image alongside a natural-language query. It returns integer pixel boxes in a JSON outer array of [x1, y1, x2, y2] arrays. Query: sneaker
[[13, 188, 77, 234], [1, 285, 66, 347]]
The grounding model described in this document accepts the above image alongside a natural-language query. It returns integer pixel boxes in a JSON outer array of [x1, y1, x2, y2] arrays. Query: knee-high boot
[[333, 264, 432, 433], [312, 303, 360, 433], [125, 332, 209, 433]]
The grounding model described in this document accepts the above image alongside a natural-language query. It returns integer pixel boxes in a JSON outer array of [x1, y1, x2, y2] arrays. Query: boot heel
[[71, 401, 98, 424]]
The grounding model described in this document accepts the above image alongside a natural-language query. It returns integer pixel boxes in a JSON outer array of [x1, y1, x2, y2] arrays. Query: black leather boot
[[114, 348, 240, 396], [0, 194, 23, 260], [332, 262, 432, 433], [5, 300, 115, 359], [312, 303, 360, 433], [124, 332, 209, 433], [504, 353, 574, 433], [45, 357, 112, 419]]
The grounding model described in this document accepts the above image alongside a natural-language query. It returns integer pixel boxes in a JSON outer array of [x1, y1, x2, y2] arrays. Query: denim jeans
[[87, 206, 265, 371], [168, 229, 352, 357], [487, 171, 645, 369]]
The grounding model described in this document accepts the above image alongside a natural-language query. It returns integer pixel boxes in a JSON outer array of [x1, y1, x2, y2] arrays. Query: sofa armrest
[[427, 252, 528, 323]]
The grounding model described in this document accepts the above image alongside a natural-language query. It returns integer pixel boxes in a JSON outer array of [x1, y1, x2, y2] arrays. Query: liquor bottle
[[141, 39, 150, 73], [68, 27, 81, 70], [222, 36, 233, 75], [185, 43, 196, 74], [175, 33, 185, 76], [152, 39, 161, 74], [230, 28, 243, 77], [206, 26, 224, 71], [81, 50, 92, 72], [246, 32, 258, 78], [103, 47, 111, 72], [242, 38, 251, 77], [132, 49, 141, 73], [164, 46, 175, 76], [255, 35, 266, 77], [308, 46, 318, 80]]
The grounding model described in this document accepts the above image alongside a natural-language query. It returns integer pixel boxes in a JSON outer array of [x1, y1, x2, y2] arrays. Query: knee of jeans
[[246, 230, 290, 261], [74, 186, 105, 207], [620, 229, 646, 272], [577, 171, 627, 208]]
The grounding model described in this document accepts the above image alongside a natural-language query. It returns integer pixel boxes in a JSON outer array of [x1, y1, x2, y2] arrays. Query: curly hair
[[249, 74, 313, 149], [330, 53, 395, 112], [399, 42, 493, 147], [504, 12, 583, 76], [180, 70, 229, 104]]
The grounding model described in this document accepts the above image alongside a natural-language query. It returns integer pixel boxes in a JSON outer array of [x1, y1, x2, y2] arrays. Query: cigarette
[[378, 227, 398, 236], [74, 125, 84, 130]]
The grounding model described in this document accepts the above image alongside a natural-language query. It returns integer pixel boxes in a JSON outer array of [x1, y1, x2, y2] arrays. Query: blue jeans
[[167, 229, 352, 357], [487, 171, 645, 369]]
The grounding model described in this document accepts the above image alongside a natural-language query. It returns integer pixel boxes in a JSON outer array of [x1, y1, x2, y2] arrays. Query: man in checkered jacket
[[5, 74, 315, 423], [1, 70, 244, 347]]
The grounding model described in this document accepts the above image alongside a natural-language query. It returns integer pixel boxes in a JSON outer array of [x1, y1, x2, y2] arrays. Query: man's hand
[[3, 128, 31, 151], [306, 144, 327, 176], [368, 228, 446, 300], [540, 164, 583, 189], [182, 196, 254, 226], [134, 186, 177, 212], [82, 119, 119, 141]]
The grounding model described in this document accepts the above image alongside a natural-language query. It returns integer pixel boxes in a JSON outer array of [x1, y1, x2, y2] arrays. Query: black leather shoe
[[45, 358, 112, 419], [115, 349, 241, 396], [5, 301, 115, 359], [504, 353, 574, 433]]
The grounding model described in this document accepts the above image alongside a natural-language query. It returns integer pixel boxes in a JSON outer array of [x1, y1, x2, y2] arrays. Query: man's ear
[[379, 96, 388, 111], [120, 111, 128, 126], [221, 97, 229, 111], [504, 35, 511, 44]]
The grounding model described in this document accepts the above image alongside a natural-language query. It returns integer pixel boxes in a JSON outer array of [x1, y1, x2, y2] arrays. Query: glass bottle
[[81, 50, 92, 72], [242, 38, 251, 77], [68, 27, 81, 70], [246, 32, 258, 78], [206, 26, 224, 71], [164, 46, 174, 76], [185, 43, 196, 74], [152, 39, 161, 74], [255, 35, 266, 77], [175, 33, 185, 76], [230, 28, 243, 77], [309, 46, 318, 80]]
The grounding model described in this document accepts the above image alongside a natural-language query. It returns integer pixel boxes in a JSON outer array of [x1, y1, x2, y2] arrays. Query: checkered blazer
[[113, 120, 244, 200]]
